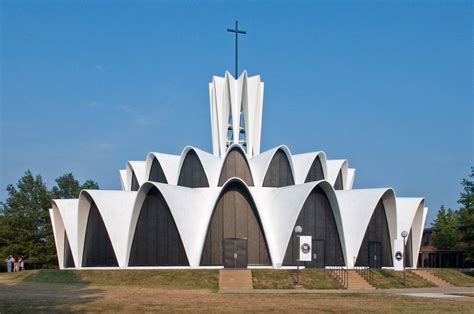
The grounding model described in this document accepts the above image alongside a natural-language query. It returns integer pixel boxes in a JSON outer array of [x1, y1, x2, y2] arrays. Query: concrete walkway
[[219, 286, 474, 300], [219, 269, 253, 291]]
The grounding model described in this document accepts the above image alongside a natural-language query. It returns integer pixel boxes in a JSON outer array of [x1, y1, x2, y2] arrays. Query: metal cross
[[227, 20, 246, 78]]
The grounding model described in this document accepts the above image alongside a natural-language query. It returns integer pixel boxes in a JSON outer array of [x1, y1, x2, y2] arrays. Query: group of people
[[5, 255, 25, 272]]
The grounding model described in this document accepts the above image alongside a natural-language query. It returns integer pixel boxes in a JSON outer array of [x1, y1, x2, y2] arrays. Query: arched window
[[262, 149, 294, 187], [355, 200, 393, 268], [178, 150, 209, 188], [149, 158, 168, 183], [82, 202, 118, 267], [305, 156, 325, 182], [334, 170, 343, 190], [64, 231, 75, 268], [129, 187, 188, 266], [218, 147, 254, 186], [131, 171, 140, 191], [200, 182, 270, 267], [283, 186, 344, 267]]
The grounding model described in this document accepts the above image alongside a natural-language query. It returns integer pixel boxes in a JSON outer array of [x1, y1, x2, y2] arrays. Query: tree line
[[431, 167, 473, 264], [0, 171, 99, 267]]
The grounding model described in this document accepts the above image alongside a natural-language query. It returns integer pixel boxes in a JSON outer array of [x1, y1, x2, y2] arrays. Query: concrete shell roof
[[291, 151, 328, 184], [335, 188, 397, 268], [145, 152, 181, 185], [326, 159, 348, 187], [248, 145, 295, 187]]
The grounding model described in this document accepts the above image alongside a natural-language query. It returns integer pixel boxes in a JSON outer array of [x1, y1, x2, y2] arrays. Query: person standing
[[19, 257, 24, 271], [6, 255, 12, 272], [13, 256, 19, 272]]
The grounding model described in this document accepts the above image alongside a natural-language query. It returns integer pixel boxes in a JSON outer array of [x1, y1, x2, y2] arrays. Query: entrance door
[[368, 241, 382, 268], [223, 238, 248, 268], [310, 239, 325, 268]]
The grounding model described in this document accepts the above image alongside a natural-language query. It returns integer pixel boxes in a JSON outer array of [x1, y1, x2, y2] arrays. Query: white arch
[[326, 159, 349, 189], [248, 145, 296, 187], [144, 152, 181, 185], [126, 161, 147, 191], [50, 199, 80, 269], [292, 151, 328, 184], [251, 180, 346, 268], [77, 190, 137, 268], [127, 182, 219, 268], [396, 198, 427, 268], [335, 188, 397, 268], [177, 146, 223, 187]]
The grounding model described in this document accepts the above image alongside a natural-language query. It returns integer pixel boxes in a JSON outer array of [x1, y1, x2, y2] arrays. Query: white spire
[[209, 71, 264, 157]]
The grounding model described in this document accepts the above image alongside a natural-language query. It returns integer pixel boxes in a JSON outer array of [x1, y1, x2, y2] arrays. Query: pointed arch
[[178, 150, 210, 188], [305, 156, 325, 183], [263, 149, 294, 187], [334, 170, 343, 190], [64, 231, 75, 268], [82, 202, 118, 267], [405, 228, 413, 267], [218, 146, 254, 186], [200, 181, 271, 266], [131, 171, 140, 191], [355, 199, 393, 268], [129, 186, 189, 266], [149, 157, 168, 183], [283, 185, 344, 267]]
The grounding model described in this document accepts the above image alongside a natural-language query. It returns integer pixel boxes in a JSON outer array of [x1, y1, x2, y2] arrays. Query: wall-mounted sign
[[299, 235, 312, 261], [395, 251, 403, 261]]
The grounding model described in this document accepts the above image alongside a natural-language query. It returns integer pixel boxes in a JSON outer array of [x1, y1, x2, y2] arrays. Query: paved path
[[219, 269, 253, 291], [220, 286, 474, 300]]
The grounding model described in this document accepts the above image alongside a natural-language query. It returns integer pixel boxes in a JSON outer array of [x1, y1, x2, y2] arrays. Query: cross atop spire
[[227, 20, 246, 78]]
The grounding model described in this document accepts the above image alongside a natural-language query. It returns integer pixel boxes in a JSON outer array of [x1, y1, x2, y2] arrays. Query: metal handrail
[[327, 266, 348, 289], [354, 266, 375, 286]]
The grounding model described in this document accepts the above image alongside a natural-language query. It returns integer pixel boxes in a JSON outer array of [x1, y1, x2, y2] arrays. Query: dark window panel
[[149, 158, 168, 183], [129, 187, 189, 266], [263, 149, 294, 187], [218, 147, 254, 186], [82, 202, 119, 267], [283, 186, 344, 268], [178, 150, 210, 188], [305, 156, 325, 182]]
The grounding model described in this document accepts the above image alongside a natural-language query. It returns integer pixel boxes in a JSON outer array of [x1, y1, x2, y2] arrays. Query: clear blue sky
[[1, 1, 472, 226]]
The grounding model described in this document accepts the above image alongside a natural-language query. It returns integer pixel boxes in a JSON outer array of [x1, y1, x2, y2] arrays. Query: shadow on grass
[[0, 270, 101, 312]]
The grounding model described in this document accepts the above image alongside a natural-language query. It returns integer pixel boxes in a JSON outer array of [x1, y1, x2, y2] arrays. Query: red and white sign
[[299, 235, 312, 261]]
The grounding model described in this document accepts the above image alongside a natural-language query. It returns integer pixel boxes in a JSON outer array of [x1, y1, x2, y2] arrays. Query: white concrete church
[[49, 71, 427, 270]]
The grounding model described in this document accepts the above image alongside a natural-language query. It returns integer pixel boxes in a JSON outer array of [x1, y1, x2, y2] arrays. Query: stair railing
[[354, 266, 375, 286], [327, 266, 348, 289]]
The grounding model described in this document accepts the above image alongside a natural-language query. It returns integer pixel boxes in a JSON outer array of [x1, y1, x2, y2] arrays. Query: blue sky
[[1, 1, 472, 226]]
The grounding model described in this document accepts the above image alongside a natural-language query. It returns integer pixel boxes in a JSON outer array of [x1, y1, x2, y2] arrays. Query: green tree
[[0, 171, 100, 267], [0, 171, 54, 264], [458, 167, 474, 262], [431, 205, 460, 250], [51, 173, 99, 199]]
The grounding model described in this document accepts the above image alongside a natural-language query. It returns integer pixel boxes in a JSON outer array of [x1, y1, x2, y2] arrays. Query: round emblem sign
[[301, 243, 311, 254], [395, 251, 403, 261]]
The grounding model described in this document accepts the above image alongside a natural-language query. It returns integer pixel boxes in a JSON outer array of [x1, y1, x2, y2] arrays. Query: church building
[[49, 70, 427, 271]]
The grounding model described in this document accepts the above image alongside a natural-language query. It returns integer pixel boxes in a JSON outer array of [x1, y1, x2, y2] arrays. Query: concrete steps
[[219, 269, 253, 291], [347, 270, 375, 290], [411, 270, 453, 288]]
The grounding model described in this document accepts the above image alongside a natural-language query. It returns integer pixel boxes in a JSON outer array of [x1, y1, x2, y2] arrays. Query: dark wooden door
[[223, 238, 248, 268], [311, 239, 325, 268], [368, 241, 382, 268]]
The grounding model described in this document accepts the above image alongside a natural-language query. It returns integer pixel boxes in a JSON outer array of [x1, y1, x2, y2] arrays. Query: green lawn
[[371, 269, 435, 289], [252, 269, 343, 289], [0, 269, 219, 290], [426, 269, 474, 287]]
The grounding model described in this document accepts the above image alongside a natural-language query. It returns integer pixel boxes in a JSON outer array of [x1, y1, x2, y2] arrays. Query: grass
[[370, 269, 435, 289], [426, 269, 474, 287], [1, 270, 473, 312], [0, 269, 219, 290], [252, 269, 343, 289]]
